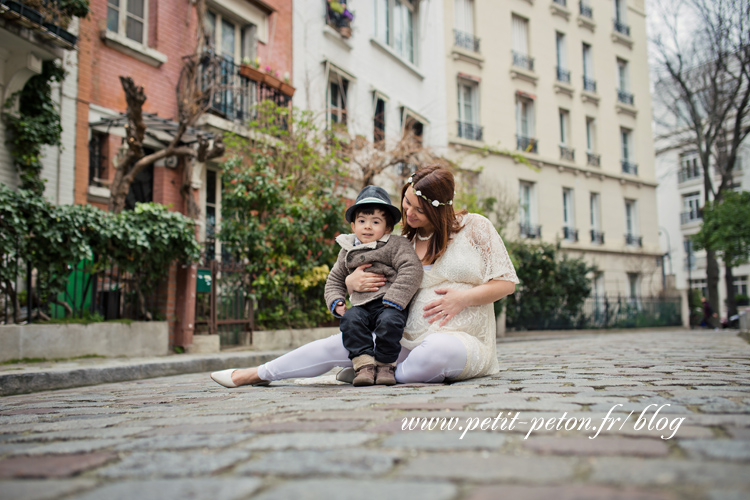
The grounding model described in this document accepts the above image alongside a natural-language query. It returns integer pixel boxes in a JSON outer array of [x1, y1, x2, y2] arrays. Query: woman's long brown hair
[[401, 165, 467, 264]]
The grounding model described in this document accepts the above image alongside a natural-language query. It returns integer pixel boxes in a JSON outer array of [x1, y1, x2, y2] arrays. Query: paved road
[[1, 329, 749, 500]]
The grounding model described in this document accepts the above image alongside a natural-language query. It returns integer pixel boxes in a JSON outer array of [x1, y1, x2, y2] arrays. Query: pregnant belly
[[405, 283, 480, 336]]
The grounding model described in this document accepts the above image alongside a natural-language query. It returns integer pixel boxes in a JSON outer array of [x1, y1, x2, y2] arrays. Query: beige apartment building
[[444, 0, 663, 298]]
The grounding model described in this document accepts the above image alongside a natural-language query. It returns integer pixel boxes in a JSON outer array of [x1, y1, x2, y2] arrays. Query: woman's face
[[402, 186, 432, 231]]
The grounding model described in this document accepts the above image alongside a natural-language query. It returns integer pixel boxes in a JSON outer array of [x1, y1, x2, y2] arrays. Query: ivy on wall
[[3, 61, 66, 195]]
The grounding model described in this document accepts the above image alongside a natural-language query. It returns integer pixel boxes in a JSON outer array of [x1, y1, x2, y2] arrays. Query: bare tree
[[651, 0, 750, 317], [108, 0, 225, 216]]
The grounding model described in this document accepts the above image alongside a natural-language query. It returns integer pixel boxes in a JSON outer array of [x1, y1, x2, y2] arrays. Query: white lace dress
[[401, 213, 519, 380]]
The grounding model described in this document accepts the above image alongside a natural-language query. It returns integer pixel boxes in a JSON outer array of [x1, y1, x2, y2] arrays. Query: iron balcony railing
[[520, 223, 542, 239], [579, 1, 593, 18], [587, 152, 601, 167], [517, 135, 538, 153], [621, 160, 638, 175], [614, 20, 631, 36], [563, 226, 579, 242], [2, 0, 78, 47], [625, 233, 643, 247], [591, 230, 605, 244], [553, 0, 567, 6], [678, 167, 701, 183], [556, 66, 571, 83], [512, 51, 535, 71], [457, 121, 483, 141], [200, 54, 291, 124], [583, 77, 597, 92], [618, 90, 635, 105], [560, 146, 575, 162], [680, 210, 702, 225], [454, 29, 480, 52]]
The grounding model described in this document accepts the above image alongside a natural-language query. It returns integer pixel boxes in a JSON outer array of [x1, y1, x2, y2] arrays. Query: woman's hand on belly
[[423, 288, 469, 327]]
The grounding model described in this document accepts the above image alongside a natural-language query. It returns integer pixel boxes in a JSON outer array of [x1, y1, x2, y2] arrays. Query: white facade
[[292, 0, 447, 192], [0, 16, 78, 205], [442, 0, 662, 297]]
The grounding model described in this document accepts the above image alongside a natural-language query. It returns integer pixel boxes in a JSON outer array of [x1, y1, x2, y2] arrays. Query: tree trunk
[[706, 248, 721, 322], [725, 264, 737, 320]]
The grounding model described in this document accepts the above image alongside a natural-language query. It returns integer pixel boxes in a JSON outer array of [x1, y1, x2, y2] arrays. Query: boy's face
[[351, 208, 390, 244]]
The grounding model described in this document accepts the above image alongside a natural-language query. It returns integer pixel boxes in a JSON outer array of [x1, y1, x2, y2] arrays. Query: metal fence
[[1, 253, 159, 325], [507, 295, 682, 331]]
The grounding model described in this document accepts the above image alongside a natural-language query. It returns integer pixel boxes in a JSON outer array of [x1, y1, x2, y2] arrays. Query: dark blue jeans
[[340, 301, 408, 364]]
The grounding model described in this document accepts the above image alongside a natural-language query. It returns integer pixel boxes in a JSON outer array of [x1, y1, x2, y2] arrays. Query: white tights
[[257, 332, 467, 384]]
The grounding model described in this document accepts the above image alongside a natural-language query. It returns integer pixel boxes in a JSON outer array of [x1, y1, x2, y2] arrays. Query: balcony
[[680, 209, 703, 225], [1, 0, 79, 49], [520, 223, 542, 239], [591, 230, 605, 244], [553, 0, 567, 6], [517, 135, 538, 154], [587, 152, 601, 167], [579, 1, 593, 18], [614, 20, 631, 37], [678, 167, 701, 183], [457, 121, 483, 141], [560, 146, 575, 162], [563, 226, 579, 242], [625, 233, 643, 247], [512, 51, 535, 72], [454, 29, 480, 52], [556, 66, 571, 83], [201, 55, 293, 125], [621, 160, 638, 175], [617, 90, 635, 106], [326, 0, 353, 38], [583, 77, 597, 93]]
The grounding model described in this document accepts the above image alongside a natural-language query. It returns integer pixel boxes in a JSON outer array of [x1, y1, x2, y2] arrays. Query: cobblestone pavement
[[1, 329, 749, 500]]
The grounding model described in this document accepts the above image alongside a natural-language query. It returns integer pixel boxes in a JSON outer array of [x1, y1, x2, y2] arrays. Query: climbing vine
[[3, 61, 66, 195]]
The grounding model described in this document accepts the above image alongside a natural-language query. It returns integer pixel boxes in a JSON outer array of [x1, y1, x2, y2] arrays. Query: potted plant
[[327, 0, 353, 38], [263, 66, 282, 89]]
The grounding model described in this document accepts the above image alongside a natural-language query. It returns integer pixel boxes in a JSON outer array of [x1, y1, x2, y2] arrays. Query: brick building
[[73, 0, 293, 347]]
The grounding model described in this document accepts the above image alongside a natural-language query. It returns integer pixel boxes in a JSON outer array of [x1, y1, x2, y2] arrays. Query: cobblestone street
[[1, 329, 749, 500]]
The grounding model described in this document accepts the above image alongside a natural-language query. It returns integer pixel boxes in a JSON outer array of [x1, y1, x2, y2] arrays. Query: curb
[[0, 351, 286, 397]]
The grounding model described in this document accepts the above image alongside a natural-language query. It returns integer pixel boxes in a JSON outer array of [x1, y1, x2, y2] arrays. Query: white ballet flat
[[336, 367, 356, 384], [210, 369, 270, 388]]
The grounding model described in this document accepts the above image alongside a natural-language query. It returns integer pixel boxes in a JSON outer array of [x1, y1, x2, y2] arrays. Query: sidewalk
[[0, 326, 686, 396], [0, 328, 748, 499]]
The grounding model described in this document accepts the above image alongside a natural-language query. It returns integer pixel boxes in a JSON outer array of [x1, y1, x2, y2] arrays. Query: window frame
[[617, 58, 629, 92], [585, 117, 596, 153], [375, 0, 418, 64], [516, 95, 535, 139], [519, 181, 536, 227], [559, 108, 570, 146], [555, 31, 567, 70], [512, 14, 530, 57], [457, 78, 479, 126], [620, 127, 634, 162], [582, 42, 594, 79], [108, 0, 148, 45], [590, 192, 601, 231], [625, 199, 638, 238], [562, 187, 575, 230]]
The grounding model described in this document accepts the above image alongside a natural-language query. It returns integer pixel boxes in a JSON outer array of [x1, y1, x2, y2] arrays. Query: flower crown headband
[[407, 176, 453, 207]]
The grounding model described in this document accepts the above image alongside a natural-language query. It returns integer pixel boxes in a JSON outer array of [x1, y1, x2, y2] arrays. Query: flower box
[[280, 82, 296, 97], [263, 73, 282, 89], [239, 64, 265, 83]]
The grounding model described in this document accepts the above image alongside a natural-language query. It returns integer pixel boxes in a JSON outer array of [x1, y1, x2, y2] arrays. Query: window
[[679, 151, 701, 181], [125, 149, 154, 211], [682, 192, 702, 224], [621, 128, 636, 174], [614, 0, 627, 24], [592, 273, 604, 298], [457, 79, 481, 140], [733, 276, 748, 297], [628, 273, 640, 301], [108, 0, 146, 44], [617, 58, 629, 92], [516, 95, 535, 151], [205, 10, 256, 63], [582, 43, 595, 91], [402, 108, 424, 144], [519, 181, 537, 236], [88, 132, 107, 187], [559, 109, 570, 146], [555, 32, 569, 82], [625, 199, 638, 240], [374, 96, 386, 147], [375, 0, 417, 64], [586, 117, 596, 152], [454, 0, 475, 36], [689, 278, 707, 298], [590, 192, 603, 244], [204, 169, 220, 260], [328, 73, 349, 127], [563, 188, 576, 240], [512, 15, 532, 70]]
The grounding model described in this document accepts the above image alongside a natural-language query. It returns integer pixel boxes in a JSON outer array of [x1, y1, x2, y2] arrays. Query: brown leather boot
[[352, 365, 376, 386], [375, 365, 397, 386]]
